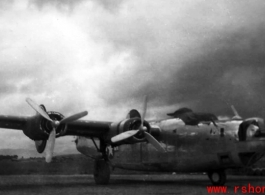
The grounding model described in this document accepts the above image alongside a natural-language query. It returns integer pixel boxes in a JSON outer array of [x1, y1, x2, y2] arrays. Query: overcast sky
[[0, 0, 265, 155]]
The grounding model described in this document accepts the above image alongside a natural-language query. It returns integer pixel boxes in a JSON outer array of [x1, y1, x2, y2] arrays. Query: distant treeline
[[0, 155, 18, 160], [0, 154, 137, 175], [1, 154, 265, 175], [0, 154, 91, 175]]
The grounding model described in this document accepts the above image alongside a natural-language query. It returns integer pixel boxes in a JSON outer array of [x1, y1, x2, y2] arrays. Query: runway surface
[[1, 174, 265, 195]]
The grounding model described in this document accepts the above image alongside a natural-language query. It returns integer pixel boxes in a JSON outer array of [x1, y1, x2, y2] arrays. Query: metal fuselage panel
[[77, 119, 265, 173]]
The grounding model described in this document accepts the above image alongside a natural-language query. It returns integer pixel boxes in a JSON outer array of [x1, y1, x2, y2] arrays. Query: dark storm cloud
[[171, 26, 265, 116], [1, 0, 265, 152], [1, 0, 265, 120], [96, 1, 265, 119]]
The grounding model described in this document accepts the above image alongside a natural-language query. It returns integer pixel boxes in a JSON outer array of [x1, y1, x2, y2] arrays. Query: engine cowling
[[108, 117, 151, 145], [35, 140, 47, 153], [22, 106, 67, 144], [106, 101, 166, 152]]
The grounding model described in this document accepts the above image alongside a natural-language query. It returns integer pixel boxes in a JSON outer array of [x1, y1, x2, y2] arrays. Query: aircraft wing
[[0, 97, 165, 162], [62, 120, 112, 138], [0, 115, 28, 131], [0, 115, 112, 139]]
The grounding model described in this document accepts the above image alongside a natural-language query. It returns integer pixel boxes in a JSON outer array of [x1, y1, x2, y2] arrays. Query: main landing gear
[[93, 139, 111, 185], [207, 169, 226, 186], [93, 158, 111, 185]]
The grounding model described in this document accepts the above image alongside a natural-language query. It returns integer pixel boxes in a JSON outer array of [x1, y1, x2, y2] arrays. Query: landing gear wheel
[[207, 170, 226, 186], [93, 159, 111, 185]]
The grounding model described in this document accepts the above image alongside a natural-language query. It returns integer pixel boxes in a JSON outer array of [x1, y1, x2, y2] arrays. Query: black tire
[[246, 168, 255, 176], [261, 169, 265, 176], [93, 159, 111, 185], [207, 170, 226, 186], [254, 168, 262, 176]]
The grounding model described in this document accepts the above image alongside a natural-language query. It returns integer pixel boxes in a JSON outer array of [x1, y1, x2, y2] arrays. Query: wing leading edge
[[0, 114, 112, 139], [0, 115, 28, 131]]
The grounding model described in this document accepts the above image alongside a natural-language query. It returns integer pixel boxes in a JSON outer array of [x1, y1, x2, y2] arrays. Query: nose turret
[[238, 118, 265, 141]]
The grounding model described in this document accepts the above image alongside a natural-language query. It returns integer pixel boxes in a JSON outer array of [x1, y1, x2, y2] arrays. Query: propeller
[[111, 130, 139, 143], [144, 131, 165, 152], [26, 98, 88, 163], [111, 96, 166, 152]]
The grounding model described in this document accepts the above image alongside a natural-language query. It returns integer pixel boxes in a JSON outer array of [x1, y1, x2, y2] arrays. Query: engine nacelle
[[22, 109, 67, 141], [23, 113, 47, 141], [108, 117, 151, 145]]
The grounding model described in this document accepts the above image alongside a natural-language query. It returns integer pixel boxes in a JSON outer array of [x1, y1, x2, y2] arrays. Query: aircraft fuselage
[[77, 118, 265, 173]]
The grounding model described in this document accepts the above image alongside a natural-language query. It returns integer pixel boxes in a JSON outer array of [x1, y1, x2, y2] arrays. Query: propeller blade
[[45, 128, 56, 163], [26, 98, 89, 163], [111, 130, 139, 143], [141, 95, 148, 126], [231, 105, 242, 119], [60, 111, 88, 124], [144, 132, 166, 152], [26, 98, 52, 122]]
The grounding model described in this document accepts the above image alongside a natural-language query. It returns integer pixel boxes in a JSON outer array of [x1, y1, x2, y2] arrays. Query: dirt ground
[[0, 174, 265, 195]]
